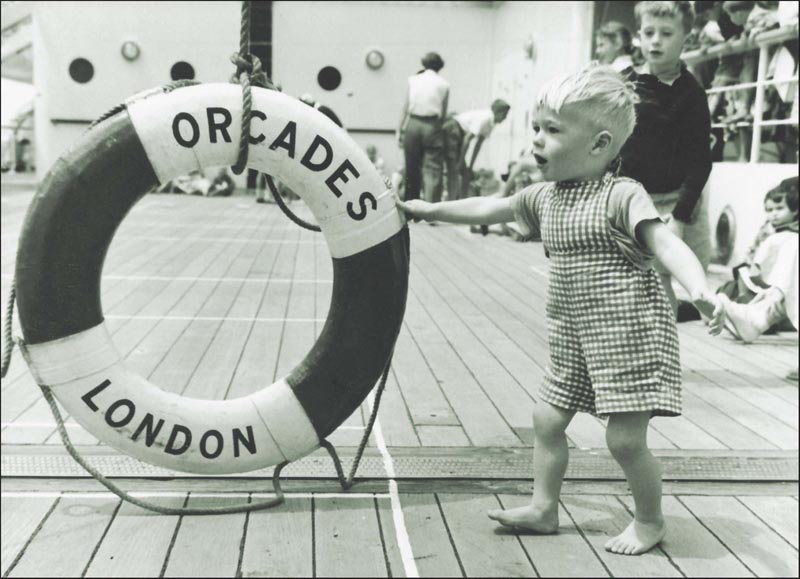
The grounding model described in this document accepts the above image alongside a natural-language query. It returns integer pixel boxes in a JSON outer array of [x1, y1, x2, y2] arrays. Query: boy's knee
[[533, 404, 569, 441], [605, 427, 647, 462]]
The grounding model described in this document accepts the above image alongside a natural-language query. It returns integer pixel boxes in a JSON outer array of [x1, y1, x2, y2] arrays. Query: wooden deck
[[2, 186, 798, 577]]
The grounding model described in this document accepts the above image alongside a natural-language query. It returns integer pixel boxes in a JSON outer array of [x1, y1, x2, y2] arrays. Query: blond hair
[[535, 63, 639, 154], [635, 1, 695, 34]]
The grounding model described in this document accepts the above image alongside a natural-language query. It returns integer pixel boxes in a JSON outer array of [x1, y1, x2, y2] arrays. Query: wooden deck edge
[[2, 445, 798, 481], [2, 477, 798, 496]]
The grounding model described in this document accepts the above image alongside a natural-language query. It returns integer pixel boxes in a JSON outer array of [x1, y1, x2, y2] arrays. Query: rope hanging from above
[[230, 0, 278, 176]]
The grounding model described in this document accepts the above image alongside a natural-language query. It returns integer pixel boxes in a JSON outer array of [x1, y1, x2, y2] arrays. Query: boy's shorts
[[651, 190, 712, 274]]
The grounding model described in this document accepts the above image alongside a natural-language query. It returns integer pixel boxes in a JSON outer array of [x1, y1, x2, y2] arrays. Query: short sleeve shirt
[[510, 178, 663, 270], [408, 70, 449, 116], [455, 109, 495, 138]]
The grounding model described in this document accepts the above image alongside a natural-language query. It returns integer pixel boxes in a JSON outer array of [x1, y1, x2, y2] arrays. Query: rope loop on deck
[[37, 373, 290, 515], [1, 279, 16, 378], [321, 353, 393, 489]]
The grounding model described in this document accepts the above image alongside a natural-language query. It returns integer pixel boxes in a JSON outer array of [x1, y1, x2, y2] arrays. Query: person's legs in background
[[422, 123, 444, 203], [403, 117, 426, 201], [443, 118, 464, 201]]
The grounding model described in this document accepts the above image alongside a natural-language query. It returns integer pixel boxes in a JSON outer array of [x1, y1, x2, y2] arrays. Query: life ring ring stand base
[[16, 83, 409, 475]]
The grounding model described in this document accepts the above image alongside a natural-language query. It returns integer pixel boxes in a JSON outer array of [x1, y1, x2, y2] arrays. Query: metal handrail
[[682, 24, 799, 65], [712, 118, 798, 129], [681, 23, 799, 163], [705, 75, 799, 94]]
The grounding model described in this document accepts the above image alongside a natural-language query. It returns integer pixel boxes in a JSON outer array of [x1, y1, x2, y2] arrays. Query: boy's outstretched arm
[[396, 195, 515, 226], [638, 219, 726, 335]]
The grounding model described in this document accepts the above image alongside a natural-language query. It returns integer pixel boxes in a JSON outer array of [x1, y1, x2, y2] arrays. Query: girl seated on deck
[[397, 63, 726, 556]]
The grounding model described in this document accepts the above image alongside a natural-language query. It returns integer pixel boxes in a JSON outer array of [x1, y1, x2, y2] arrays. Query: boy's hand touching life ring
[[395, 196, 436, 223]]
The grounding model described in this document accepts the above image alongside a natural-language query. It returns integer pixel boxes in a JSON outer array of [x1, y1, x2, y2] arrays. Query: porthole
[[317, 66, 342, 91], [715, 206, 736, 264], [170, 61, 196, 81], [69, 58, 94, 83]]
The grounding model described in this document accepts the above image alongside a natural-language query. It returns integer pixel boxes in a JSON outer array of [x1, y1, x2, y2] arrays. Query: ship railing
[[682, 23, 799, 163]]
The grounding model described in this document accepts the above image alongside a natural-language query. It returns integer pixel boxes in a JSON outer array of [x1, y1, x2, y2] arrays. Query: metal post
[[749, 45, 770, 163]]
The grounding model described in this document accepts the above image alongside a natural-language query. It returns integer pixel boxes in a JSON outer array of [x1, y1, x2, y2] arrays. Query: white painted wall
[[488, 1, 595, 173], [32, 1, 594, 179], [33, 1, 240, 175], [273, 0, 495, 175]]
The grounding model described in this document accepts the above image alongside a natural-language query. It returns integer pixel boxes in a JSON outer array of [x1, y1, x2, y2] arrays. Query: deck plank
[[678, 496, 799, 577], [417, 425, 471, 447], [397, 493, 463, 577], [496, 494, 610, 577], [404, 291, 520, 447], [374, 496, 409, 578], [240, 496, 313, 578], [0, 495, 58, 576], [163, 495, 248, 578], [7, 495, 119, 578], [621, 495, 753, 577], [84, 496, 185, 578], [561, 495, 682, 577], [436, 492, 536, 577], [314, 495, 388, 577], [375, 373, 421, 447], [392, 326, 461, 427], [737, 496, 799, 550]]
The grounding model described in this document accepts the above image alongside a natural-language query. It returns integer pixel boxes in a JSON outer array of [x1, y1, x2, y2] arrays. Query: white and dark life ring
[[15, 84, 409, 474]]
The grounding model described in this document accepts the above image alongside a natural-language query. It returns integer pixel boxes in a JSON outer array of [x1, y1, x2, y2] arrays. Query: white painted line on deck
[[1, 491, 391, 499], [366, 390, 419, 578], [1, 422, 80, 428], [529, 264, 548, 279], [2, 422, 364, 431], [113, 236, 323, 244], [99, 275, 332, 284], [105, 315, 327, 323], [2, 274, 332, 284]]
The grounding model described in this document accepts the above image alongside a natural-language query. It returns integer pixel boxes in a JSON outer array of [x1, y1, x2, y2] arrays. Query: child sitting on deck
[[719, 176, 799, 343], [396, 64, 726, 556]]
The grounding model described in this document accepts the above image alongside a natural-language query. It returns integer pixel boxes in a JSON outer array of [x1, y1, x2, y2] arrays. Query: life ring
[[15, 84, 408, 474]]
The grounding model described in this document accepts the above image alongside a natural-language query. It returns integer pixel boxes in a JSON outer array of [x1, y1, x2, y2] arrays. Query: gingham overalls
[[539, 174, 682, 417]]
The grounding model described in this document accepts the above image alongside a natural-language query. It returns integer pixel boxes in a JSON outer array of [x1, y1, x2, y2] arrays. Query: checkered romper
[[536, 174, 682, 417]]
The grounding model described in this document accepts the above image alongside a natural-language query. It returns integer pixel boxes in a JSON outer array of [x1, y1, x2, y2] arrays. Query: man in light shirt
[[442, 99, 510, 200], [397, 52, 450, 202]]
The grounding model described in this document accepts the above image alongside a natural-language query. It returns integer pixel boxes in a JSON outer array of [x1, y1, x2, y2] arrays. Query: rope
[[38, 379, 288, 515], [263, 174, 321, 232], [229, 1, 320, 231], [2, 0, 400, 517], [320, 354, 394, 489], [1, 280, 15, 379], [88, 80, 201, 131]]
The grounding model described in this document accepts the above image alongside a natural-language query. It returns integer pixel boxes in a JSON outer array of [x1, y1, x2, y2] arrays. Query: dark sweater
[[620, 65, 712, 222]]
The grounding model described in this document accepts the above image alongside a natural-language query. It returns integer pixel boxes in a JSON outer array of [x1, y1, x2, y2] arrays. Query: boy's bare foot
[[486, 505, 558, 534], [604, 519, 666, 555]]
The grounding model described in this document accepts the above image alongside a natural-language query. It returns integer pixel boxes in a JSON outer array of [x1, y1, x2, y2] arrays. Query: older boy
[[620, 1, 713, 318], [442, 99, 510, 201]]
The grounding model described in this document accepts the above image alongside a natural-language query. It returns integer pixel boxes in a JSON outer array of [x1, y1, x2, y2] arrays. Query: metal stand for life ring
[[0, 0, 400, 516]]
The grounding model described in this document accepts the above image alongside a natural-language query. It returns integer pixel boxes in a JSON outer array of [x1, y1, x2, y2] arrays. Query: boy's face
[[530, 106, 597, 182], [493, 109, 509, 124], [638, 14, 687, 68], [765, 198, 798, 228], [595, 36, 621, 65]]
